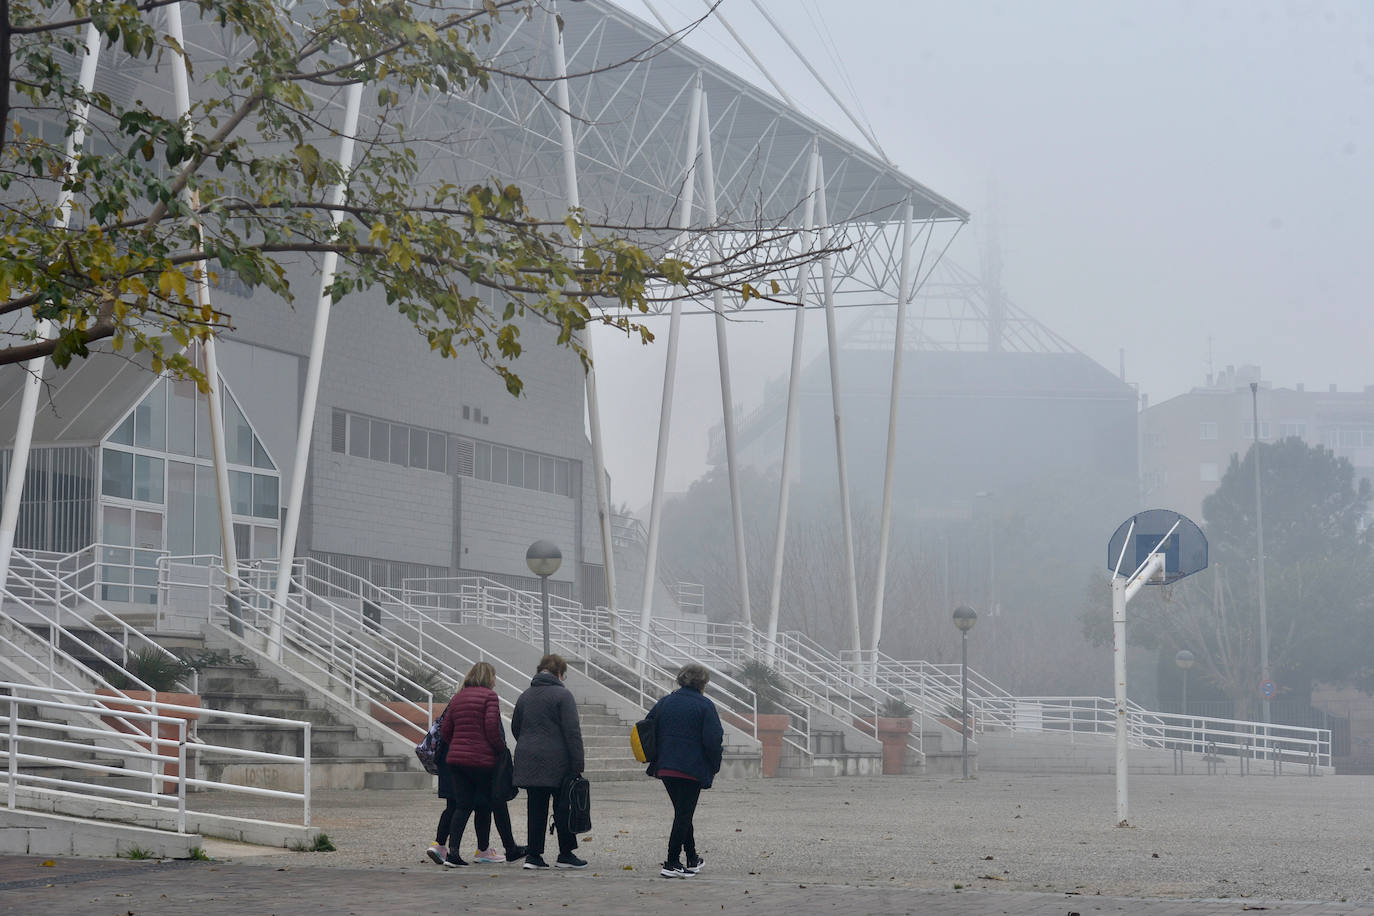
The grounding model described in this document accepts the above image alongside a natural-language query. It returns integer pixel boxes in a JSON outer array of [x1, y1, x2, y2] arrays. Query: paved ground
[[5, 772, 1374, 914]]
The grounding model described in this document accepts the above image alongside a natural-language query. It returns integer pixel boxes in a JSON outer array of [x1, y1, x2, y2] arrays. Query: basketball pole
[[1113, 550, 1166, 827]]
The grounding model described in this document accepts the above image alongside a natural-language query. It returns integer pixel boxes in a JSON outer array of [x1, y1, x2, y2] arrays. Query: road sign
[[1260, 680, 1277, 699]]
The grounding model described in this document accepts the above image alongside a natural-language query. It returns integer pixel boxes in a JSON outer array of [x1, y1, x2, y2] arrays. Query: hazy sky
[[591, 0, 1374, 509]]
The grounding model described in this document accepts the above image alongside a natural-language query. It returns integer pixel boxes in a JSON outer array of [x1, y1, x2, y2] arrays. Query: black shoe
[[522, 854, 550, 870], [686, 855, 704, 874], [442, 854, 470, 868], [505, 845, 527, 862], [555, 852, 588, 869], [660, 859, 692, 879]]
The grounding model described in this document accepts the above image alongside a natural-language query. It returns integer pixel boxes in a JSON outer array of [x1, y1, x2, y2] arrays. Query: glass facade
[[95, 372, 281, 602]]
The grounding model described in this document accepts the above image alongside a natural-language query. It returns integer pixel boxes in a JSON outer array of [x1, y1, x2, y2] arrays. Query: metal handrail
[[7, 549, 197, 695], [2, 681, 313, 829]]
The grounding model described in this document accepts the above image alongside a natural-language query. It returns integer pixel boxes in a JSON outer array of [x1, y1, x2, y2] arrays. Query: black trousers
[[436, 799, 517, 852], [524, 785, 575, 857], [439, 765, 519, 853], [661, 776, 701, 863]]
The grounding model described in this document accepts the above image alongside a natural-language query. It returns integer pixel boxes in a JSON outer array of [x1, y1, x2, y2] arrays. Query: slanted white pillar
[[550, 6, 619, 620], [869, 201, 915, 661], [269, 81, 364, 659], [0, 23, 102, 594], [639, 75, 703, 633], [698, 92, 752, 628], [814, 157, 862, 655], [765, 141, 820, 647], [166, 3, 237, 597]]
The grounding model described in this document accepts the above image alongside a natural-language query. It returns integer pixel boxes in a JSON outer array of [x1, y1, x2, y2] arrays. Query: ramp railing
[[2, 681, 312, 831]]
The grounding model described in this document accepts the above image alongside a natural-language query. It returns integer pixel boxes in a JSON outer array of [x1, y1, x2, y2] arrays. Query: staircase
[[195, 661, 429, 791], [579, 702, 644, 782]]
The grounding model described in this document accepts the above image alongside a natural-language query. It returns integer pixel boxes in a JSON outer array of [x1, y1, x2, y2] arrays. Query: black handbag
[[493, 748, 518, 802]]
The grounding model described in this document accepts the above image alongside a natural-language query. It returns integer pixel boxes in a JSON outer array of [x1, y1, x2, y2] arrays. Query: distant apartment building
[[1140, 364, 1374, 522]]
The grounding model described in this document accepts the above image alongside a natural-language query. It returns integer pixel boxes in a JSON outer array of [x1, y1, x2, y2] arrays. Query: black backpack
[[553, 773, 592, 836]]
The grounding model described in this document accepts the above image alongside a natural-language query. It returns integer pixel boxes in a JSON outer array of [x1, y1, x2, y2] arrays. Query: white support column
[[165, 3, 237, 592], [268, 81, 364, 659], [814, 158, 863, 655], [1112, 573, 1128, 826], [0, 23, 102, 593], [868, 201, 914, 661], [698, 92, 752, 628], [765, 141, 820, 647], [551, 7, 618, 619], [639, 75, 703, 632]]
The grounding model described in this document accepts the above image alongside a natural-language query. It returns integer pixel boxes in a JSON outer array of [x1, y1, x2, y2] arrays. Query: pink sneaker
[[426, 843, 447, 865], [473, 848, 507, 863]]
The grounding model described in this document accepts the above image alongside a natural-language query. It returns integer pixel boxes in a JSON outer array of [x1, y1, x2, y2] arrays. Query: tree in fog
[[1085, 438, 1374, 716]]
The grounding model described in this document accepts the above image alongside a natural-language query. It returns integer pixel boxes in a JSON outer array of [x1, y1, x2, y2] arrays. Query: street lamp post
[[1175, 649, 1194, 717], [526, 540, 562, 656], [953, 605, 977, 779], [1250, 382, 1270, 725]]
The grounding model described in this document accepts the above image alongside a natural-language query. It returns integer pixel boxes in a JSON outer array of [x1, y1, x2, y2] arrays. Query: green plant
[[122, 846, 155, 860], [379, 665, 453, 704], [290, 832, 336, 852], [880, 696, 914, 718], [107, 648, 194, 692], [735, 659, 786, 716], [186, 846, 211, 861]]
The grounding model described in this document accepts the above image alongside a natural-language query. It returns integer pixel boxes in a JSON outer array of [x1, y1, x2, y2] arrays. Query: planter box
[[96, 690, 201, 792], [855, 716, 914, 775], [370, 700, 444, 743]]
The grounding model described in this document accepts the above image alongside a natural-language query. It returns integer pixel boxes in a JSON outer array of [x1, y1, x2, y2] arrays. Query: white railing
[[4, 550, 197, 696], [1008, 696, 1331, 770], [2, 682, 313, 831], [399, 575, 770, 749]]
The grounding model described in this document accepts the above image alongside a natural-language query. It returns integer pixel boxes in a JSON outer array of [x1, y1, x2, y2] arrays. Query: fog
[[591, 0, 1374, 510]]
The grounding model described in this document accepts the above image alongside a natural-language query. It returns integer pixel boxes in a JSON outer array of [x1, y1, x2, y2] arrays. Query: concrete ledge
[[0, 807, 200, 859]]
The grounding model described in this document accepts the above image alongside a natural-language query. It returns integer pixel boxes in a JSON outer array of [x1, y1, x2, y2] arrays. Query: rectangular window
[[253, 525, 278, 559], [410, 428, 428, 470], [1199, 422, 1218, 440], [1363, 430, 1374, 448], [166, 461, 195, 556], [1243, 420, 1272, 440], [525, 453, 540, 490], [490, 446, 508, 484], [253, 473, 279, 519], [194, 465, 220, 555], [134, 385, 167, 450], [101, 449, 134, 499], [429, 433, 448, 474], [555, 459, 570, 496], [390, 424, 408, 466], [1341, 429, 1362, 449], [462, 405, 470, 420], [349, 414, 370, 458], [1200, 462, 1219, 482], [475, 443, 491, 480], [169, 379, 197, 456], [508, 447, 524, 487], [230, 470, 253, 516], [369, 419, 389, 463], [133, 454, 164, 504], [540, 456, 556, 493], [1279, 422, 1306, 440]]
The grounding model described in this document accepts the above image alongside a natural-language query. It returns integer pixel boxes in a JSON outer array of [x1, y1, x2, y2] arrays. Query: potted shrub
[[732, 659, 791, 778], [97, 648, 201, 791], [370, 665, 453, 741], [868, 696, 914, 775], [937, 703, 973, 737]]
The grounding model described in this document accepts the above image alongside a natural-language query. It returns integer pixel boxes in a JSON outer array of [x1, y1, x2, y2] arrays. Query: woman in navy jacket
[[645, 663, 724, 878]]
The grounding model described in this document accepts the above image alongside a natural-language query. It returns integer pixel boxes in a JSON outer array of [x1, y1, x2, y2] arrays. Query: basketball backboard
[[1106, 509, 1207, 583]]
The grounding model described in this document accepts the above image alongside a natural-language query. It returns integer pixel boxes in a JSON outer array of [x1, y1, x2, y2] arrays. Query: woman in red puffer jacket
[[427, 662, 524, 868]]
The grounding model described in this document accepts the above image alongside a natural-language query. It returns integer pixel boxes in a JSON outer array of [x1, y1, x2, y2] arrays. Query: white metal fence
[[2, 682, 313, 831]]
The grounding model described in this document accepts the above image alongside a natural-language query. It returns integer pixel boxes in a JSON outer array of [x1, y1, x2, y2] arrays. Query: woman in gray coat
[[511, 653, 585, 870]]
